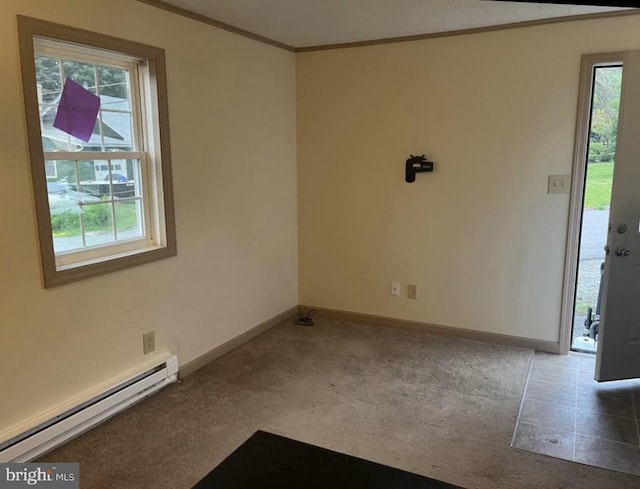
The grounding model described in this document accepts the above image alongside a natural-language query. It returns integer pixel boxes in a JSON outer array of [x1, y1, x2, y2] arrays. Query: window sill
[[56, 241, 162, 271], [45, 243, 176, 288]]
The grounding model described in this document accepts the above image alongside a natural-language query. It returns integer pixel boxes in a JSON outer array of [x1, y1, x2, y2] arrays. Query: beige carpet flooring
[[39, 317, 640, 488]]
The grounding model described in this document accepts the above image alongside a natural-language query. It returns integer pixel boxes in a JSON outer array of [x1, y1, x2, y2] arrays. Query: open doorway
[[571, 65, 622, 353]]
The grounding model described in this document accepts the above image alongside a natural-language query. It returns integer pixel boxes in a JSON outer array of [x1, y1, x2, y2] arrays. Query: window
[[18, 16, 176, 287]]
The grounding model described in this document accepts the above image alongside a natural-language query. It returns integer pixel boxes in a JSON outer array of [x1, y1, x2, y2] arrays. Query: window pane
[[61, 60, 97, 94], [51, 206, 83, 254], [57, 160, 79, 184], [90, 159, 110, 182], [37, 56, 67, 152], [47, 161, 78, 208], [115, 200, 143, 241], [82, 202, 115, 247], [35, 56, 63, 103], [75, 160, 108, 201], [100, 110, 135, 151], [40, 102, 80, 153], [47, 161, 82, 254], [97, 66, 131, 109], [109, 160, 132, 199], [41, 115, 101, 153], [77, 161, 96, 185]]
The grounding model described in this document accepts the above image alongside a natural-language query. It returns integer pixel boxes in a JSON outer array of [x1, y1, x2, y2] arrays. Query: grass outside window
[[584, 162, 614, 210]]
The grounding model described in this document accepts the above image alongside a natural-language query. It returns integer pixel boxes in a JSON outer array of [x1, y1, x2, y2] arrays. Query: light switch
[[548, 175, 571, 194], [408, 284, 417, 300]]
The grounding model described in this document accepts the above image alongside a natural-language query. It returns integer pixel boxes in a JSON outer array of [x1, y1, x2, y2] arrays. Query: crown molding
[[137, 0, 295, 52], [297, 9, 640, 53], [137, 1, 639, 54]]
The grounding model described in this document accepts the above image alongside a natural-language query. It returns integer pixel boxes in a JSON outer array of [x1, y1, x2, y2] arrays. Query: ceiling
[[154, 0, 633, 49]]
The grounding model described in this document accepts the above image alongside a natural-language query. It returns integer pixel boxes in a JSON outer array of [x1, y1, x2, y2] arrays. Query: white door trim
[[559, 52, 623, 355]]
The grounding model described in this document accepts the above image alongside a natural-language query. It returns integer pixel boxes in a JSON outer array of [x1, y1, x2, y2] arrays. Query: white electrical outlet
[[548, 175, 570, 194], [391, 282, 400, 296]]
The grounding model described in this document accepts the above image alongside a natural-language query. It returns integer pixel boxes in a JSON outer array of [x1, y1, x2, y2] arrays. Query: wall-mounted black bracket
[[405, 154, 434, 183]]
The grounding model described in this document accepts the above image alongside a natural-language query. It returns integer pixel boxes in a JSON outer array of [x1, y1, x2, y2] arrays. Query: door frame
[[559, 52, 624, 355]]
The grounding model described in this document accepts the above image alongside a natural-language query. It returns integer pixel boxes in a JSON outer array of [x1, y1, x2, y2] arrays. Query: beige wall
[[0, 1, 297, 437], [297, 16, 640, 344]]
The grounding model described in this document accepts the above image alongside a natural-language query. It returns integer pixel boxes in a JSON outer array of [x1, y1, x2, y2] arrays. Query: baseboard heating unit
[[0, 355, 178, 462]]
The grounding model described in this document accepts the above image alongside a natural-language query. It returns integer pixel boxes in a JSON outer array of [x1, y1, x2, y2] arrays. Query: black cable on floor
[[295, 309, 316, 326]]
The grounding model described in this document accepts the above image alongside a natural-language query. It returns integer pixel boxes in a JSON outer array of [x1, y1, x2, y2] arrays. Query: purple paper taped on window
[[53, 78, 101, 143]]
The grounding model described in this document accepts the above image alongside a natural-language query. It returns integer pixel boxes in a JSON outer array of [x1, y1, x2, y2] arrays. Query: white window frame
[[18, 16, 177, 288], [558, 52, 625, 354]]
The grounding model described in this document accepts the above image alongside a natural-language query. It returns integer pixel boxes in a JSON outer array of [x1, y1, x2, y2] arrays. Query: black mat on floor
[[193, 430, 464, 489]]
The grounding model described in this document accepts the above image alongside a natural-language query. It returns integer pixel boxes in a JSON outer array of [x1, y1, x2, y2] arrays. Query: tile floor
[[512, 351, 640, 476]]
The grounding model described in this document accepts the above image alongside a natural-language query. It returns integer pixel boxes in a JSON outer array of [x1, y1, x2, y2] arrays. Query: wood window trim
[[17, 15, 177, 288]]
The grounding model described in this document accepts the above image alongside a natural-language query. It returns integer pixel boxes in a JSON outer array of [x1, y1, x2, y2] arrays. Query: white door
[[596, 50, 640, 382]]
